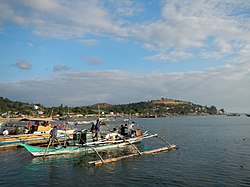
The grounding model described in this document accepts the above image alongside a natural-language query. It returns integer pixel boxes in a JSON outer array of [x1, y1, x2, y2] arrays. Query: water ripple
[[1, 116, 250, 186]]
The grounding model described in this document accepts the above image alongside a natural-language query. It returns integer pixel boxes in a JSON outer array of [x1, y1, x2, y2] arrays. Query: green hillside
[[0, 97, 218, 117]]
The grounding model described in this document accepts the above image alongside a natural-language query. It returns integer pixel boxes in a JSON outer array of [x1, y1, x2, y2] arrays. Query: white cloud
[[82, 57, 103, 65], [129, 0, 250, 62], [102, 0, 144, 18], [12, 60, 32, 70], [0, 0, 249, 63], [53, 65, 71, 72], [1, 63, 250, 112], [231, 43, 250, 63], [76, 39, 99, 46], [144, 51, 193, 61], [0, 0, 128, 39]]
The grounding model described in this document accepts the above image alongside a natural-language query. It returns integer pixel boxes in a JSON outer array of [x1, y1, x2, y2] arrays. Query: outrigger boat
[[20, 126, 178, 166], [0, 117, 75, 149], [20, 133, 157, 156]]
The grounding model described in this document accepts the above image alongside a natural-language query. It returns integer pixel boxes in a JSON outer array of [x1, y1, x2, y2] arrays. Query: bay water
[[1, 115, 250, 186]]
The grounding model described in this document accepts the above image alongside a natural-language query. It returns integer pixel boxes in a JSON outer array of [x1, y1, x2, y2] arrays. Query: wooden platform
[[89, 144, 178, 166]]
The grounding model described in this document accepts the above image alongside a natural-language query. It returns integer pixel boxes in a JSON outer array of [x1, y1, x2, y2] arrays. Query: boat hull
[[20, 134, 158, 157], [0, 131, 74, 149]]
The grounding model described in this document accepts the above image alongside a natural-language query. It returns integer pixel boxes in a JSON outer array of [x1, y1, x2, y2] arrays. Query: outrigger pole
[[90, 147, 105, 164], [77, 134, 105, 164], [98, 105, 100, 119], [124, 139, 142, 155], [88, 145, 177, 166], [156, 136, 171, 146], [88, 135, 178, 166], [43, 138, 52, 159], [63, 122, 68, 147]]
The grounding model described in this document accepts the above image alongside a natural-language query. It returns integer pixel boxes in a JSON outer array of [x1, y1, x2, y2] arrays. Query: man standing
[[95, 119, 100, 141], [50, 126, 59, 146]]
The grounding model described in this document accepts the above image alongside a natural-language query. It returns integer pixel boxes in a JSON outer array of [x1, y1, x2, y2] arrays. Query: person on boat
[[112, 127, 117, 133], [105, 128, 120, 140], [50, 126, 59, 146], [90, 124, 95, 141], [120, 125, 127, 136], [57, 124, 62, 130], [30, 124, 35, 134], [50, 126, 57, 137], [43, 121, 49, 127], [34, 121, 39, 131], [129, 122, 136, 137], [24, 127, 29, 134], [124, 124, 129, 136], [3, 129, 9, 136], [16, 127, 23, 134], [95, 119, 100, 141], [27, 121, 31, 129], [90, 124, 95, 133]]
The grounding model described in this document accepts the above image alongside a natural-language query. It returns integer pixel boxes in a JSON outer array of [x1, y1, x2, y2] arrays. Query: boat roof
[[19, 117, 54, 122]]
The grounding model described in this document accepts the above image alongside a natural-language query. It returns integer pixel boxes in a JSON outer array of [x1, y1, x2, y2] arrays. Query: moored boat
[[0, 117, 75, 149], [20, 119, 178, 166], [20, 133, 157, 157]]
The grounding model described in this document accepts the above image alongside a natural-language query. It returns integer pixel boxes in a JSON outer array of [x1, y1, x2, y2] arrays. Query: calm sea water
[[1, 116, 250, 187]]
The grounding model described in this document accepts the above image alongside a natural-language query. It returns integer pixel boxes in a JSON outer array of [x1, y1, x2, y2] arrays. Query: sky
[[0, 0, 250, 113]]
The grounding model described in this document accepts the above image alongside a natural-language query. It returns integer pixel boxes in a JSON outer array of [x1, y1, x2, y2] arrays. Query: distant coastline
[[0, 97, 222, 119]]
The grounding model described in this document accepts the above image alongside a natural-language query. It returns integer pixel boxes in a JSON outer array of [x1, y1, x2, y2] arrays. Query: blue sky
[[0, 0, 250, 113]]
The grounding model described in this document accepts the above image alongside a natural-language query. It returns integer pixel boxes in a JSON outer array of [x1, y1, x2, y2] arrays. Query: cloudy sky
[[0, 0, 250, 112]]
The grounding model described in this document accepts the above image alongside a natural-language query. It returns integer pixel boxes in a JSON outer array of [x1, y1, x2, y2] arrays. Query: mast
[[98, 105, 100, 119]]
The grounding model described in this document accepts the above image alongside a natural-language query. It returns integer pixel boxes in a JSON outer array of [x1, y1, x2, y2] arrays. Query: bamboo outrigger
[[89, 145, 178, 166], [88, 134, 178, 166]]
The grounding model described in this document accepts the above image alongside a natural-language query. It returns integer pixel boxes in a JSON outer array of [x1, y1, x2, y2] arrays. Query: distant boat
[[245, 114, 250, 117], [226, 113, 240, 116]]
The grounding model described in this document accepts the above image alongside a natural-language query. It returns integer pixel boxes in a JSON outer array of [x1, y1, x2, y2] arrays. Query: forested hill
[[106, 99, 218, 116], [0, 97, 44, 115], [0, 97, 219, 117]]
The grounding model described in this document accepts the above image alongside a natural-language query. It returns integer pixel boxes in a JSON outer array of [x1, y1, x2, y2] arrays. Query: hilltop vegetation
[[106, 98, 218, 116], [0, 97, 218, 118], [0, 97, 44, 116]]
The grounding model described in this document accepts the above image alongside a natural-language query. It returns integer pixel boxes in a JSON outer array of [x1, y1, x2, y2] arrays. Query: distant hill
[[0, 97, 44, 115], [106, 98, 218, 116], [151, 98, 191, 105], [90, 103, 113, 109], [0, 97, 218, 117]]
